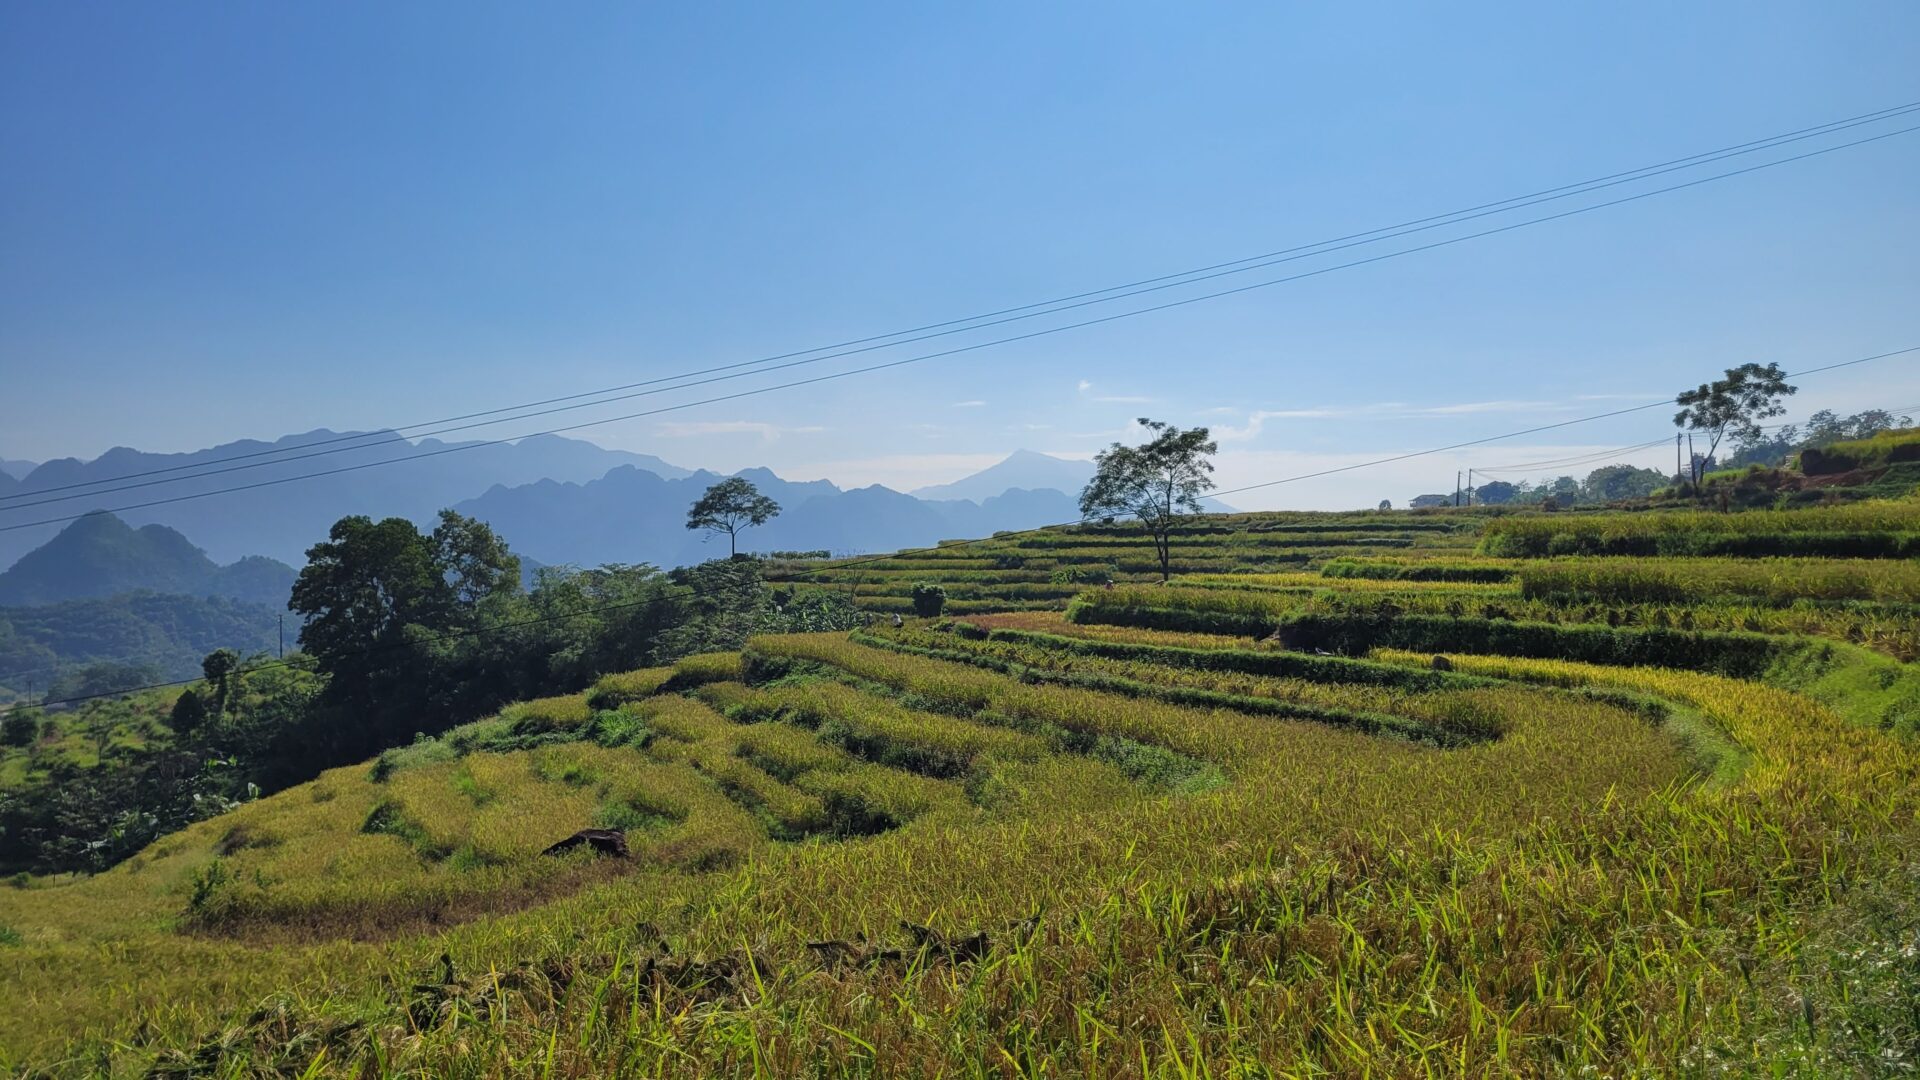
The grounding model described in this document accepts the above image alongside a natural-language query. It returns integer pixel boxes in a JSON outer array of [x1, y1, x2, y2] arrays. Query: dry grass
[[2, 504, 1916, 1075]]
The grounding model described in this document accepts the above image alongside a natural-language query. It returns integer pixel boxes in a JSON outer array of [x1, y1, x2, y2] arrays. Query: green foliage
[[1479, 502, 1920, 558], [909, 582, 947, 618], [1273, 611, 1786, 678], [1518, 557, 1920, 605], [685, 476, 781, 556], [8, 500, 1920, 1076], [1078, 418, 1218, 581], [0, 592, 281, 697], [1730, 409, 1915, 468], [1320, 558, 1513, 583], [1, 709, 39, 748], [1673, 362, 1797, 484], [46, 661, 164, 702], [1800, 425, 1920, 475], [168, 689, 208, 734], [1048, 563, 1115, 585]]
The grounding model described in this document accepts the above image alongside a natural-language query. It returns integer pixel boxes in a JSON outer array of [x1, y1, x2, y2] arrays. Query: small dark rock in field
[[542, 828, 630, 858], [1430, 655, 1453, 671]]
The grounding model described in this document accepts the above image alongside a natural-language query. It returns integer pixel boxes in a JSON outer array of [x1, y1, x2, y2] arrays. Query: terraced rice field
[[2, 502, 1917, 1075]]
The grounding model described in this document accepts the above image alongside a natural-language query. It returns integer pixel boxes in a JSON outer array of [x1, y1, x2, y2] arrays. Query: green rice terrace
[[4, 499, 1920, 1075]]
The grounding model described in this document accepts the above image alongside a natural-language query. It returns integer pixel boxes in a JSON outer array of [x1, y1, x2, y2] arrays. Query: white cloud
[[652, 420, 826, 442], [952, 400, 987, 408], [1076, 379, 1153, 404]]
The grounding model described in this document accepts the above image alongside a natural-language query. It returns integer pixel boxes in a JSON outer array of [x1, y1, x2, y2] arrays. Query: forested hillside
[[0, 512, 295, 607]]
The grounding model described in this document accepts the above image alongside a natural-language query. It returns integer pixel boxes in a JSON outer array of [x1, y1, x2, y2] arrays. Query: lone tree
[[1673, 363, 1797, 486], [200, 648, 240, 716], [686, 477, 781, 557], [1079, 418, 1218, 582]]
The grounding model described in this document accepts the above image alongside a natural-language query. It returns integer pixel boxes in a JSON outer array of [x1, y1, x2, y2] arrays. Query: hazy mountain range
[[0, 431, 688, 570], [0, 432, 1107, 580], [0, 512, 296, 607], [454, 466, 1082, 569]]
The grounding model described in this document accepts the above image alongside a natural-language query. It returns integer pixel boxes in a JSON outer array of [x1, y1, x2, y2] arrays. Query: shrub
[[910, 582, 948, 618], [1273, 612, 1785, 678], [1, 710, 39, 748]]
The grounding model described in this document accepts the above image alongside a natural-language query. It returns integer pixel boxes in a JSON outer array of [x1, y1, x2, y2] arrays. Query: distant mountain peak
[[0, 511, 296, 608], [910, 450, 1094, 503]]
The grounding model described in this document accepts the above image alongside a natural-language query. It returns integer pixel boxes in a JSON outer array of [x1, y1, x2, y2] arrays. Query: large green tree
[[1673, 363, 1797, 485], [1582, 464, 1667, 503], [1079, 418, 1218, 582], [686, 477, 781, 557], [288, 511, 520, 758]]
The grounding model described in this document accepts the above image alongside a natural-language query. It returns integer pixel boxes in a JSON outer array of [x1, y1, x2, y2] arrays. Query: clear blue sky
[[3, 2, 1916, 507]]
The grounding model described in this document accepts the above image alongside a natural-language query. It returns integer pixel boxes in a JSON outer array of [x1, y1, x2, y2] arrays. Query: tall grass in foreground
[[4, 502, 1920, 1074]]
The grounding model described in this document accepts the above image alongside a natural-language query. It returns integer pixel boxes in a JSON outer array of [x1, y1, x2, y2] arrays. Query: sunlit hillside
[[2, 500, 1917, 1074]]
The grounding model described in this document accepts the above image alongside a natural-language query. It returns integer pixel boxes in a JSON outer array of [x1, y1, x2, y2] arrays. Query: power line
[[8, 102, 1919, 510], [5, 345, 1910, 713], [7, 128, 1917, 537], [1471, 437, 1677, 476], [1471, 400, 1920, 478]]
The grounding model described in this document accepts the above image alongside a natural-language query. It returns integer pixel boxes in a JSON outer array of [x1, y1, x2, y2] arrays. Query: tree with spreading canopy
[[1582, 464, 1668, 503], [1673, 363, 1797, 486], [1078, 418, 1218, 582], [1471, 480, 1520, 505], [288, 511, 521, 759], [686, 477, 781, 557]]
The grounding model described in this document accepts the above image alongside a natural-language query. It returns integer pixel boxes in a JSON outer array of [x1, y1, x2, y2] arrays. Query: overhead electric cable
[[8, 101, 1918, 508], [6, 126, 1916, 535], [5, 345, 1910, 712]]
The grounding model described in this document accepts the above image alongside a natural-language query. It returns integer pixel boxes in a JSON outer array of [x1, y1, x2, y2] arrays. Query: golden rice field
[[2, 502, 1918, 1076]]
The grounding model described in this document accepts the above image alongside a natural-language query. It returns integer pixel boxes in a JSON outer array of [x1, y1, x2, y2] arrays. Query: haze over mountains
[[456, 466, 1082, 569], [0, 431, 1102, 578], [0, 512, 295, 608], [910, 449, 1096, 503]]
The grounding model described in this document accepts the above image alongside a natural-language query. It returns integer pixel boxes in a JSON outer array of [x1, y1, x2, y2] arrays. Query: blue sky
[[3, 2, 1917, 508]]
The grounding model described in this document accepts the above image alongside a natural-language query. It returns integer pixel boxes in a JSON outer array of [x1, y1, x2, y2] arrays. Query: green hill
[[0, 592, 281, 695], [0, 511, 296, 607], [0, 501, 1916, 1075]]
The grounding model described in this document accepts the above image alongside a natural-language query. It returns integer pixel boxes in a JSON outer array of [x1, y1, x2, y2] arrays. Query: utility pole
[[1454, 471, 1461, 508], [278, 614, 285, 659], [1466, 469, 1475, 507], [1675, 433, 1683, 484], [1687, 432, 1697, 486]]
